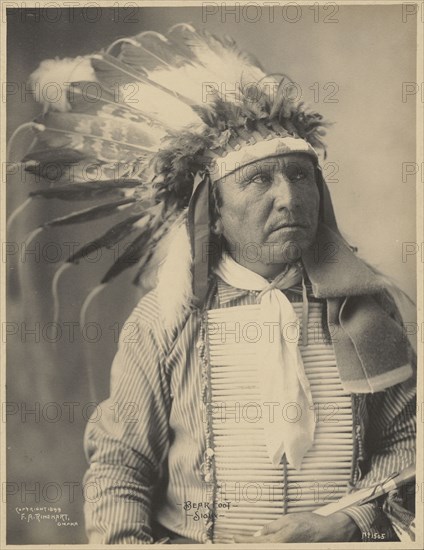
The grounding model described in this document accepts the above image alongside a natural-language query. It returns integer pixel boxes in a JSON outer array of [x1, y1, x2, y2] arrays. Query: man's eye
[[249, 174, 271, 185], [285, 165, 306, 182]]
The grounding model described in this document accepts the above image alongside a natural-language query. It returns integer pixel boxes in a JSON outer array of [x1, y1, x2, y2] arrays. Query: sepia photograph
[[2, 1, 423, 547]]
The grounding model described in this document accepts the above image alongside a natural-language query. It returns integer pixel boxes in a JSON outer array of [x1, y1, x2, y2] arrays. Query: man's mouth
[[271, 222, 306, 232]]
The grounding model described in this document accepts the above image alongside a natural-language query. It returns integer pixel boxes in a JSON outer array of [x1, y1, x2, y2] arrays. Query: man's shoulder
[[127, 288, 196, 349], [121, 290, 172, 357], [130, 288, 162, 327]]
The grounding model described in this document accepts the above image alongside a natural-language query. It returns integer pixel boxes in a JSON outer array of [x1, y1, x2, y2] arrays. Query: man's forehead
[[218, 153, 316, 182], [246, 153, 314, 171]]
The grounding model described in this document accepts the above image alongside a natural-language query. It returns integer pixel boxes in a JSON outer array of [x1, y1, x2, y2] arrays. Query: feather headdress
[[9, 24, 328, 326]]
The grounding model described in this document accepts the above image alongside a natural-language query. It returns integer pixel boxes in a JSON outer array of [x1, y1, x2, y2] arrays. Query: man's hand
[[234, 512, 361, 543]]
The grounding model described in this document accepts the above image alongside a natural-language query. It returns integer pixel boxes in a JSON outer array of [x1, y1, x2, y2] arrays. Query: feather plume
[[131, 208, 181, 289], [165, 25, 265, 88], [156, 218, 193, 328]]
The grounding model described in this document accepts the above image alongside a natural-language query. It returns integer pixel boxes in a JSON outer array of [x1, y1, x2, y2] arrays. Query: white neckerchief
[[214, 253, 316, 470]]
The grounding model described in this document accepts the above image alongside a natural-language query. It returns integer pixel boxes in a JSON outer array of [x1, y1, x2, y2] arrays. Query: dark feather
[[200, 98, 244, 129], [23, 147, 90, 181], [29, 179, 141, 201], [91, 53, 148, 86], [24, 162, 82, 182], [42, 197, 136, 227], [100, 225, 154, 283], [67, 212, 147, 263], [22, 148, 85, 164], [67, 81, 119, 113], [67, 81, 153, 122], [289, 104, 329, 151]]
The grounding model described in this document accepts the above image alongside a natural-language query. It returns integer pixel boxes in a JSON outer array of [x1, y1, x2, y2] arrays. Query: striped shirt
[[83, 277, 416, 543]]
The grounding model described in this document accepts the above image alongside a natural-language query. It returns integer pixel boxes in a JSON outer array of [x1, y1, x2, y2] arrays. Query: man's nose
[[271, 172, 299, 210]]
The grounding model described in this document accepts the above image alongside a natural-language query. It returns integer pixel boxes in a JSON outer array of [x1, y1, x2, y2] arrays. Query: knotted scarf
[[214, 253, 316, 469]]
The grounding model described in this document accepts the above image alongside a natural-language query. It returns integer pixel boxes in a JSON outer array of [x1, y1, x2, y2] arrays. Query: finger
[[256, 517, 288, 536]]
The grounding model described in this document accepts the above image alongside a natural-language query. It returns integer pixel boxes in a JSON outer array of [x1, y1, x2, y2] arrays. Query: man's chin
[[263, 239, 308, 264]]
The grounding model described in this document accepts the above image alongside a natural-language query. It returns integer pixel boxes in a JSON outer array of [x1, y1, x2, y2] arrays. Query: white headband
[[209, 136, 319, 182]]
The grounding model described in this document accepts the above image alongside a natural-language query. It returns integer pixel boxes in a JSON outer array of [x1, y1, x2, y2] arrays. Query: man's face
[[214, 153, 320, 276]]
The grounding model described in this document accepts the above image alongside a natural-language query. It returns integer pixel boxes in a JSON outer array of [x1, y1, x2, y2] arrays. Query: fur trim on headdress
[[29, 57, 95, 112]]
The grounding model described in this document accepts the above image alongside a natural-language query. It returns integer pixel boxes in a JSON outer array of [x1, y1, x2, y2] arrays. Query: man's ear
[[210, 180, 224, 235], [211, 218, 224, 235]]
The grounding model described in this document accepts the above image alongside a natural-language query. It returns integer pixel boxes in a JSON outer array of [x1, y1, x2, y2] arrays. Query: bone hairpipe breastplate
[[206, 302, 353, 543]]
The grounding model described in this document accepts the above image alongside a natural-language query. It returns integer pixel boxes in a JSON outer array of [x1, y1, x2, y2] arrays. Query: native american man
[[18, 25, 416, 544]]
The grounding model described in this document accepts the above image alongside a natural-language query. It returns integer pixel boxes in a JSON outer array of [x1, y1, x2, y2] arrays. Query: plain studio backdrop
[[6, 5, 417, 544]]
